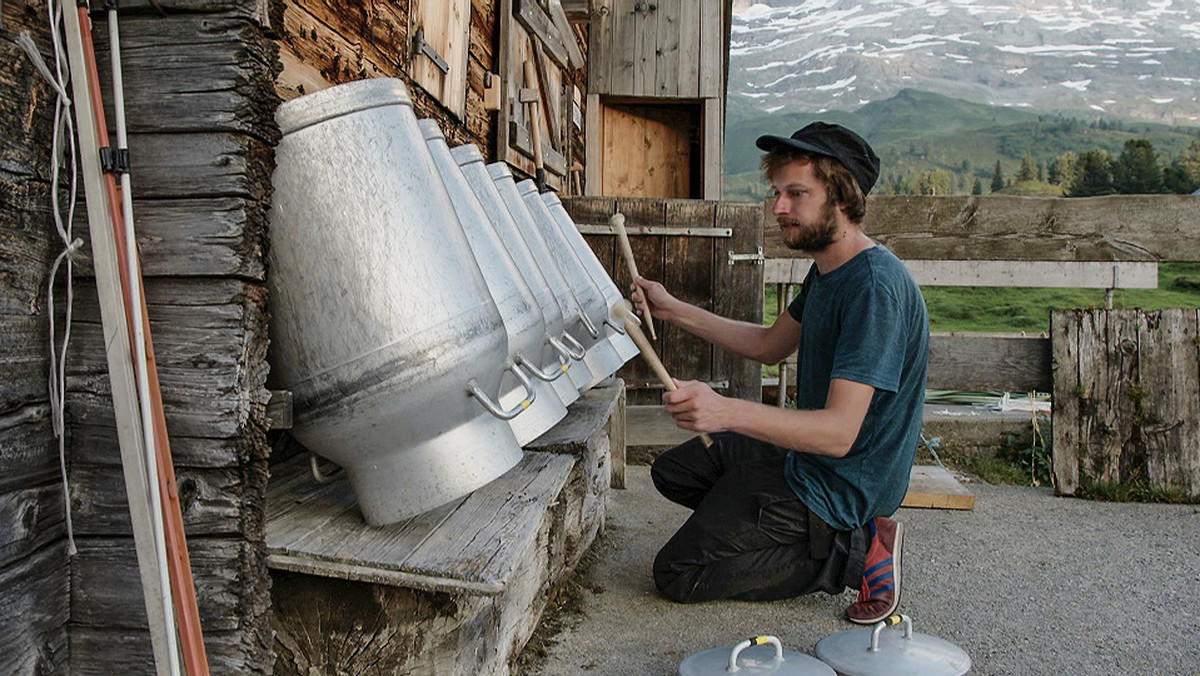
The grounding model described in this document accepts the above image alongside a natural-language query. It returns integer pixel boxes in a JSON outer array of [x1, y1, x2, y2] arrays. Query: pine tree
[[1017, 151, 1036, 182], [990, 161, 1005, 193], [1163, 139, 1200, 194], [1037, 162, 1045, 183], [971, 178, 983, 195], [1067, 150, 1115, 197], [1112, 139, 1164, 194]]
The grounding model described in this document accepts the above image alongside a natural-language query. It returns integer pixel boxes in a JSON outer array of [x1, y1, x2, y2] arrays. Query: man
[[631, 122, 928, 624]]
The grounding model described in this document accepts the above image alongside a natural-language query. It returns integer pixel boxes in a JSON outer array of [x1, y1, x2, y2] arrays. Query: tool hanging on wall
[[610, 212, 657, 340], [614, 301, 713, 448], [522, 43, 547, 190], [62, 2, 209, 674]]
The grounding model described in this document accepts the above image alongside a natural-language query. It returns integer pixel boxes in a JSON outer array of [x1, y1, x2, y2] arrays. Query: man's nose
[[772, 195, 789, 215]]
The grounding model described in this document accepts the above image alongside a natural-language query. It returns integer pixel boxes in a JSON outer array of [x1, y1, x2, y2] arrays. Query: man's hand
[[631, 277, 680, 323], [663, 380, 736, 432]]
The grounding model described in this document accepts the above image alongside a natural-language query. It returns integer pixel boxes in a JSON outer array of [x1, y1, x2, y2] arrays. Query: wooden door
[[562, 197, 763, 404], [600, 101, 700, 198]]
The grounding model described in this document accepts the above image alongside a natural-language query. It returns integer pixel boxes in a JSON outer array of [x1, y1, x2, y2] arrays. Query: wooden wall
[[65, 4, 278, 670], [0, 1, 278, 673], [1, 1, 71, 672], [275, 0, 588, 182]]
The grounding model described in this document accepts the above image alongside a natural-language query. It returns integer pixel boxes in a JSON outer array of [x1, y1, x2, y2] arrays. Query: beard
[[779, 201, 839, 252]]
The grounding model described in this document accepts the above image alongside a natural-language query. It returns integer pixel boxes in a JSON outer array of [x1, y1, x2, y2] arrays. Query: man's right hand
[[630, 277, 679, 323]]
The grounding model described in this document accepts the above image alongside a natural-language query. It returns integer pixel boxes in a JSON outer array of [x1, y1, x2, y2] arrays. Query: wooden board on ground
[[902, 465, 975, 511]]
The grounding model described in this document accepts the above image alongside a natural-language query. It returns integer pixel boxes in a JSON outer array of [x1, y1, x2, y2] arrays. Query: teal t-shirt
[[784, 245, 928, 531]]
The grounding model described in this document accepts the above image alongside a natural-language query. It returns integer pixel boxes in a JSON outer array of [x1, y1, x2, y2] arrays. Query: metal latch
[[727, 247, 764, 266], [412, 27, 450, 74]]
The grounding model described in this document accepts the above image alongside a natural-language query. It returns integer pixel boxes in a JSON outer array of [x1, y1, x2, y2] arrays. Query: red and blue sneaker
[[846, 516, 903, 624]]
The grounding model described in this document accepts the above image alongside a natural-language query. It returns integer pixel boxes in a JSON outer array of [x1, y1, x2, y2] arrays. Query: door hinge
[[727, 247, 764, 266], [412, 27, 450, 74]]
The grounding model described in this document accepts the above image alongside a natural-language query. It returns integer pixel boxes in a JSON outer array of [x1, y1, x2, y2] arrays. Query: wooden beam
[[901, 465, 975, 510], [765, 259, 1159, 289], [762, 194, 1200, 262], [515, 0, 570, 67]]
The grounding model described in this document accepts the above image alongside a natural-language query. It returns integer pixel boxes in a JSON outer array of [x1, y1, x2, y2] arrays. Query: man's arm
[[632, 277, 801, 365], [663, 378, 875, 457]]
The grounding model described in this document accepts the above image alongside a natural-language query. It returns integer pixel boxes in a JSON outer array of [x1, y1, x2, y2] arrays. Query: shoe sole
[[847, 521, 903, 625]]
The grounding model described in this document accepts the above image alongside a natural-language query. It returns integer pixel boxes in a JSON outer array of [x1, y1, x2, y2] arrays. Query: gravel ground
[[523, 465, 1200, 676]]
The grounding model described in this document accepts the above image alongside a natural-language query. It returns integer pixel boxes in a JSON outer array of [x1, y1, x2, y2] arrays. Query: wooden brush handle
[[610, 213, 657, 340]]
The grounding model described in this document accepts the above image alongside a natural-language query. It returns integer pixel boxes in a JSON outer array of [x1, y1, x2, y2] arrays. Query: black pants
[[651, 432, 869, 604]]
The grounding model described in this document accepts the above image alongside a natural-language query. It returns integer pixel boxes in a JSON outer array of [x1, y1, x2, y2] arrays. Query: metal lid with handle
[[814, 614, 971, 676], [679, 635, 837, 676]]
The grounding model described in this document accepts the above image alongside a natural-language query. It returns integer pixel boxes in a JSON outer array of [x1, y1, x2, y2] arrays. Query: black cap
[[756, 122, 881, 195]]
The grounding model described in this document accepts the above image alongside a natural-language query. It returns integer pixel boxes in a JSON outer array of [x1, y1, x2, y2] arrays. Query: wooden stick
[[610, 212, 657, 340], [613, 302, 712, 448]]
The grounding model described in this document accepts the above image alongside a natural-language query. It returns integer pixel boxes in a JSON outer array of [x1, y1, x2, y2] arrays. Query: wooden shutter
[[411, 0, 471, 119]]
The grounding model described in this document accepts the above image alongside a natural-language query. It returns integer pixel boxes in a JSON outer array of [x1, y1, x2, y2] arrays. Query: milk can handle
[[466, 364, 537, 420], [727, 635, 783, 672], [869, 614, 913, 652], [515, 350, 566, 382], [558, 332, 588, 360], [604, 315, 628, 335], [578, 310, 601, 339]]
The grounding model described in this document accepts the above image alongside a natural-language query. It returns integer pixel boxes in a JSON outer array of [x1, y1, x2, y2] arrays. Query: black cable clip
[[99, 147, 131, 175]]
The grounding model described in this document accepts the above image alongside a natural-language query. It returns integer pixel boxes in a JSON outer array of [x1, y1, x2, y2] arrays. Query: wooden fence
[[1052, 309, 1200, 498]]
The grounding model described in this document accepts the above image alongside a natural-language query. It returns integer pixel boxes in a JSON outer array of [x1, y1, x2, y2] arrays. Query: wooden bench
[[266, 382, 623, 675]]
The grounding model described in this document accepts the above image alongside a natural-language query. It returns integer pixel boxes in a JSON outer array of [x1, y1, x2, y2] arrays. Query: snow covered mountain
[[729, 0, 1200, 124]]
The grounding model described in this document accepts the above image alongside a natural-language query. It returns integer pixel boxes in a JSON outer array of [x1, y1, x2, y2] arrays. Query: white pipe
[[108, 10, 182, 675]]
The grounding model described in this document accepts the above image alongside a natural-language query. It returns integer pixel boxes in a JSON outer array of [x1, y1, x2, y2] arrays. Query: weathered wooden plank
[[766, 258, 1158, 289], [653, 0, 681, 97], [610, 382, 627, 487], [71, 536, 266, 633], [275, 0, 405, 101], [71, 626, 270, 676], [70, 463, 255, 537], [586, 0, 613, 92], [127, 132, 273, 200], [697, 0, 723, 98], [0, 542, 70, 676], [900, 465, 975, 510], [72, 197, 268, 280], [1107, 312, 1142, 484], [1137, 310, 1200, 495], [663, 201, 715, 384], [607, 0, 637, 95], [69, 422, 262, 470], [88, 14, 280, 141], [0, 481, 64, 570], [764, 195, 1200, 262], [927, 333, 1052, 392], [516, 0, 570, 68], [65, 278, 269, 439], [0, 404, 56, 491], [713, 201, 764, 401], [676, 0, 700, 97], [632, 0, 657, 95], [1051, 309, 1082, 495], [267, 452, 574, 595], [703, 97, 723, 199], [0, 315, 49, 415]]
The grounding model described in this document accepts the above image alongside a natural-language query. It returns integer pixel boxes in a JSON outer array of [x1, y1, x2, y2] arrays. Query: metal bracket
[[727, 247, 764, 266], [412, 26, 450, 74]]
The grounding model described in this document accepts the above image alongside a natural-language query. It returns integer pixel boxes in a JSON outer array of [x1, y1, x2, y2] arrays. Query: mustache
[[777, 218, 803, 226]]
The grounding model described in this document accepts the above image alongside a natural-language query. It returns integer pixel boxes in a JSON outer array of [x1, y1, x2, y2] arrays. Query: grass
[[764, 262, 1200, 335]]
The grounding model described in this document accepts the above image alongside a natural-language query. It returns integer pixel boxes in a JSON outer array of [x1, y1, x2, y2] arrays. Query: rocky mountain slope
[[729, 0, 1200, 125]]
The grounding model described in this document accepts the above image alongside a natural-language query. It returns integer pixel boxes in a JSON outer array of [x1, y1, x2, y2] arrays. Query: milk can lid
[[813, 615, 971, 676], [679, 636, 837, 676], [276, 78, 413, 136]]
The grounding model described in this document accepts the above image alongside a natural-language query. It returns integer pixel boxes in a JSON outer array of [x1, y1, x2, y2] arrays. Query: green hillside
[[725, 89, 1200, 200]]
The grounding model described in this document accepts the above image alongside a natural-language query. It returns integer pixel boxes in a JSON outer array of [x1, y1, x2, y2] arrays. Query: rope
[[20, 6, 81, 556], [920, 433, 948, 473]]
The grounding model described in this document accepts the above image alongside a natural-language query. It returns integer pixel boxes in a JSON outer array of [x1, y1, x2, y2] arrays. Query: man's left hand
[[663, 380, 734, 432]]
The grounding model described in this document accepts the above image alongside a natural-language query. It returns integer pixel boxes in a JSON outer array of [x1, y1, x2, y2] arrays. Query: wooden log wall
[[1052, 309, 1200, 499], [1, 1, 71, 672], [1, 1, 281, 673]]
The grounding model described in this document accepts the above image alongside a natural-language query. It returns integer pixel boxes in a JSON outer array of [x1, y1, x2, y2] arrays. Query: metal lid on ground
[[679, 636, 836, 676], [813, 615, 971, 676]]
